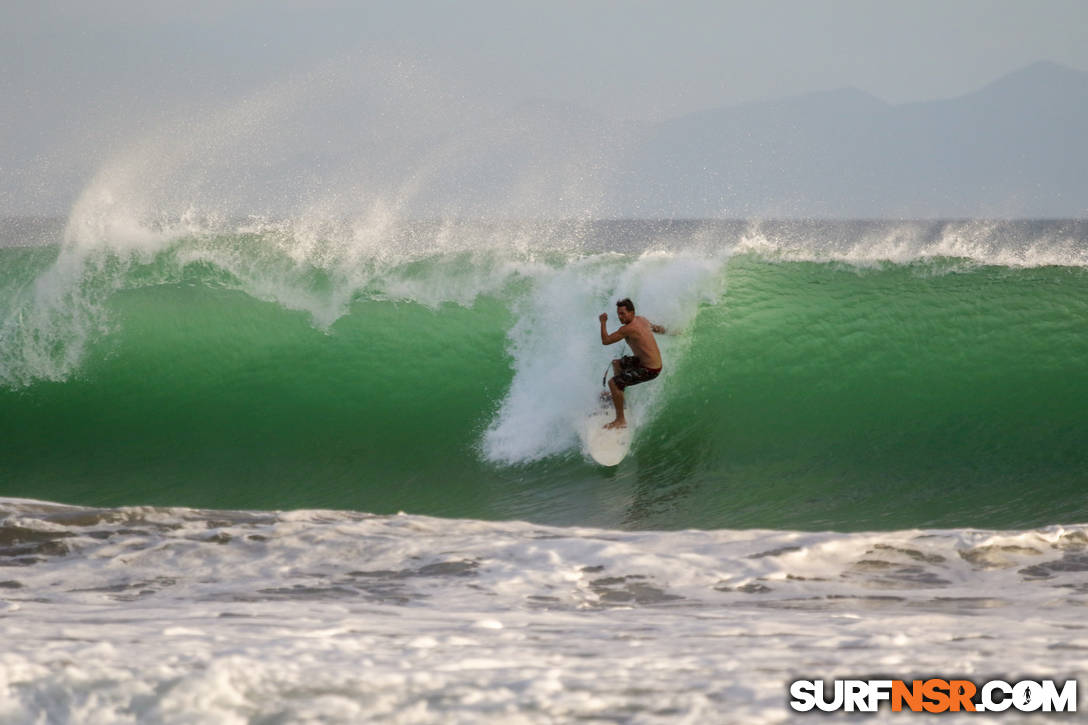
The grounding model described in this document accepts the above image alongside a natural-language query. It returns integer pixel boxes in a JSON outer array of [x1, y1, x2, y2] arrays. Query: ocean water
[[2, 217, 1088, 722]]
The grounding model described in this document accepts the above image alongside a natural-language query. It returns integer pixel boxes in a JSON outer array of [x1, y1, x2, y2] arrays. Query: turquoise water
[[3, 220, 1088, 531]]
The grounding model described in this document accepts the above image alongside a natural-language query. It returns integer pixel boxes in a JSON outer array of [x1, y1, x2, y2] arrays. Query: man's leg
[[602, 359, 622, 402], [606, 377, 626, 429]]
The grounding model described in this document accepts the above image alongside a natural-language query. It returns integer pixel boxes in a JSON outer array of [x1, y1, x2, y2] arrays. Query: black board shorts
[[613, 355, 661, 390]]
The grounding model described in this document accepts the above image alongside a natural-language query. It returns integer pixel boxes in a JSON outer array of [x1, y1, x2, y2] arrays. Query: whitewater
[[2, 498, 1087, 723]]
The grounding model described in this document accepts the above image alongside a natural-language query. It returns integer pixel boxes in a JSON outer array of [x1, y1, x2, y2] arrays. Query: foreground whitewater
[[1, 498, 1086, 723]]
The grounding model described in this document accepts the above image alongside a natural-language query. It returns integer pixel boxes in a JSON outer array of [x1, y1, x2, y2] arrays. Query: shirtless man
[[599, 298, 665, 429]]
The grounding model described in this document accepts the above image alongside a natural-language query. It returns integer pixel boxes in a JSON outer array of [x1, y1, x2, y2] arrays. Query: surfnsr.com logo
[[789, 679, 1078, 714]]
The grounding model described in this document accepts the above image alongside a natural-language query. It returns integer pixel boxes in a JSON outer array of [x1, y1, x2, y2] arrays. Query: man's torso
[[624, 316, 662, 370]]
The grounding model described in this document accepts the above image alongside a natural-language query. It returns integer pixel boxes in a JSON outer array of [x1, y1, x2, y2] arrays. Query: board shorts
[[613, 355, 662, 390]]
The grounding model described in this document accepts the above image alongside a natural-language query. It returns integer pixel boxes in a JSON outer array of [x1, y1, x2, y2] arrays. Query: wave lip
[[733, 218, 1088, 268]]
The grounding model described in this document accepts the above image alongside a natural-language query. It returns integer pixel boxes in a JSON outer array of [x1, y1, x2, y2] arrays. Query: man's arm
[[650, 323, 667, 335], [599, 313, 627, 345]]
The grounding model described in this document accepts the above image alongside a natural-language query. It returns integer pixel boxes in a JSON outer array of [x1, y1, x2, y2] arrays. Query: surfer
[[599, 298, 665, 429]]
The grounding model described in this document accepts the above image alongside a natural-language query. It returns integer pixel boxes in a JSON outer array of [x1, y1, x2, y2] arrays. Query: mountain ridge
[[614, 61, 1088, 217]]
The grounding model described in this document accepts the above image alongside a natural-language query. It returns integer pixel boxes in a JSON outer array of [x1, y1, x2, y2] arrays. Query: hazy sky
[[3, 0, 1087, 215], [6, 0, 1087, 119]]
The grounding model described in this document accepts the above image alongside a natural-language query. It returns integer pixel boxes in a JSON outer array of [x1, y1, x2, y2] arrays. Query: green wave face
[[3, 221, 1088, 531], [641, 256, 1088, 530]]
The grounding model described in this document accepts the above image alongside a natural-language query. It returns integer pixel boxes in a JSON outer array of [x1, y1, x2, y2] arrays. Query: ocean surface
[[3, 217, 1088, 722]]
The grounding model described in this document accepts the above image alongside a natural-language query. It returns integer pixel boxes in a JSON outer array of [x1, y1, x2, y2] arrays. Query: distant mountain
[[6, 61, 1085, 219], [613, 61, 1088, 218]]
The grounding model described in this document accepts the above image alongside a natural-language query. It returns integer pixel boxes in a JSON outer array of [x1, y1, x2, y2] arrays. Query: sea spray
[[480, 247, 725, 464]]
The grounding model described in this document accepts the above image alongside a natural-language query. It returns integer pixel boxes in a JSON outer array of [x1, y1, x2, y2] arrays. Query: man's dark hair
[[616, 298, 635, 313]]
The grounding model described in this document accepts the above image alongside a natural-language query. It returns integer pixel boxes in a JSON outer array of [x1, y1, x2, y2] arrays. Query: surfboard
[[581, 394, 633, 466]]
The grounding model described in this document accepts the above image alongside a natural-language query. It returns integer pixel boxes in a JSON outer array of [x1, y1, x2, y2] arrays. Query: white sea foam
[[481, 248, 727, 464], [1, 499, 1085, 723], [735, 219, 1088, 268]]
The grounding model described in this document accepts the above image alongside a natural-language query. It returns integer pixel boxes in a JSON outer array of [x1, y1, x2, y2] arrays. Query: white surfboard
[[581, 396, 633, 466]]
